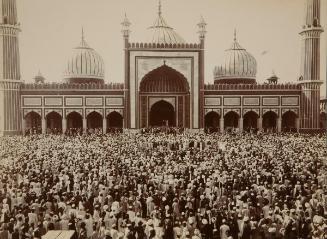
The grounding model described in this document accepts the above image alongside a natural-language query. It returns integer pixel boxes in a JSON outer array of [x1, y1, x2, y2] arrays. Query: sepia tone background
[[17, 0, 327, 97]]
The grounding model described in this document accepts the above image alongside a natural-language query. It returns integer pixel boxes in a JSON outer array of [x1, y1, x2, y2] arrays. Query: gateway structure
[[0, 0, 326, 135]]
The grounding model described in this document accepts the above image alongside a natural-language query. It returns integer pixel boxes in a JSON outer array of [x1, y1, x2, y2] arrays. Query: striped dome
[[63, 35, 104, 84], [214, 36, 257, 84]]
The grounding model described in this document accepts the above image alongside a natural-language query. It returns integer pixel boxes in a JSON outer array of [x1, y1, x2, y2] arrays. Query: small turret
[[266, 72, 279, 84], [34, 70, 46, 84]]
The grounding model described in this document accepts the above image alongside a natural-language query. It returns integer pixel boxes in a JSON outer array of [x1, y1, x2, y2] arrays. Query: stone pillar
[[277, 117, 282, 133], [296, 117, 300, 132], [257, 117, 263, 131], [238, 117, 243, 132], [83, 117, 87, 132], [220, 117, 224, 133], [103, 117, 107, 134], [41, 117, 46, 134], [62, 117, 67, 134]]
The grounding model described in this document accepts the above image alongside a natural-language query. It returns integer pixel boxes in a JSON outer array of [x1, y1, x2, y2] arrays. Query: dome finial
[[82, 27, 85, 42], [234, 28, 237, 41], [158, 0, 162, 16]]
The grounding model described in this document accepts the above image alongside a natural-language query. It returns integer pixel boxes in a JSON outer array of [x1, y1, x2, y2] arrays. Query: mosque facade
[[0, 0, 326, 135]]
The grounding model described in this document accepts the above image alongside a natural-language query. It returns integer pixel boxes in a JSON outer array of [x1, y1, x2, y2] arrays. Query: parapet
[[21, 82, 125, 90], [204, 83, 301, 91], [128, 42, 201, 50]]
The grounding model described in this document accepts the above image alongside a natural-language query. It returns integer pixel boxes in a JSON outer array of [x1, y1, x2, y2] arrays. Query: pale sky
[[18, 0, 327, 97]]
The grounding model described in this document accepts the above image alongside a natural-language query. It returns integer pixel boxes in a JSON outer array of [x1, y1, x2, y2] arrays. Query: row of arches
[[205, 110, 299, 132], [24, 111, 123, 133]]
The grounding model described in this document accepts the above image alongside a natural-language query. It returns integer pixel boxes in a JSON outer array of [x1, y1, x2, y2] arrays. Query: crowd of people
[[0, 129, 326, 239]]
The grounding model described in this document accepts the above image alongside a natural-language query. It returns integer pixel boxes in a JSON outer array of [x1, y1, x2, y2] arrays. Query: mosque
[[0, 0, 326, 135]]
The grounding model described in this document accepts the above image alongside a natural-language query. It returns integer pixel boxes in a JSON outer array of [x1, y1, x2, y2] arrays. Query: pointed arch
[[224, 111, 239, 129], [243, 111, 259, 130], [66, 111, 83, 130], [140, 64, 189, 93], [205, 111, 220, 130], [106, 111, 123, 130], [262, 111, 278, 131], [46, 111, 62, 133], [282, 110, 297, 132], [149, 100, 175, 126], [24, 111, 41, 134], [87, 111, 103, 129]]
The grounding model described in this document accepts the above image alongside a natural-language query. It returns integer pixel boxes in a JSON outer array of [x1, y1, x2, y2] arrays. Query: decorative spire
[[197, 15, 207, 40], [121, 13, 131, 38], [234, 28, 237, 41], [82, 27, 85, 42], [78, 27, 89, 48], [158, 0, 162, 16]]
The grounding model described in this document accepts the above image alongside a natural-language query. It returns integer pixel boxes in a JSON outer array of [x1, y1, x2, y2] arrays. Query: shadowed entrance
[[149, 100, 175, 127], [205, 111, 220, 128], [87, 111, 103, 130], [263, 111, 277, 131], [139, 64, 189, 128], [46, 111, 62, 132], [224, 111, 239, 128], [67, 112, 83, 129], [107, 111, 123, 128], [282, 111, 297, 132], [243, 111, 258, 130]]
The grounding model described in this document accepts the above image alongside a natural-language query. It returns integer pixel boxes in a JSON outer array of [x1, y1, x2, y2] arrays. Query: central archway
[[149, 100, 175, 127], [139, 64, 190, 128]]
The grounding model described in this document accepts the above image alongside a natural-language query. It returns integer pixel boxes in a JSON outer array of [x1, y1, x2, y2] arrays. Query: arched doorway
[[224, 111, 239, 129], [66, 112, 83, 130], [87, 111, 103, 130], [320, 112, 327, 129], [139, 64, 189, 128], [25, 111, 41, 134], [149, 100, 175, 127], [262, 111, 277, 132], [243, 111, 258, 131], [205, 111, 220, 133], [46, 111, 62, 133], [282, 111, 297, 132], [107, 111, 123, 129]]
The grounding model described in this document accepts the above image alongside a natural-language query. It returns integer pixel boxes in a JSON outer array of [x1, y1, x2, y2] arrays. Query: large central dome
[[147, 2, 185, 44], [63, 31, 105, 84], [214, 33, 257, 84]]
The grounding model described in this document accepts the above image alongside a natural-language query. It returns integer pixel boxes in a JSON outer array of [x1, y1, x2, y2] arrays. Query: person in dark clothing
[[241, 219, 252, 239], [78, 222, 87, 239], [11, 228, 20, 239], [201, 219, 213, 239]]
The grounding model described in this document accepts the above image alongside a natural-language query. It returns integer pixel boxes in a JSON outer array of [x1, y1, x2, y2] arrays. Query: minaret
[[299, 0, 324, 132], [198, 16, 206, 128], [0, 0, 22, 135], [121, 13, 131, 128]]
